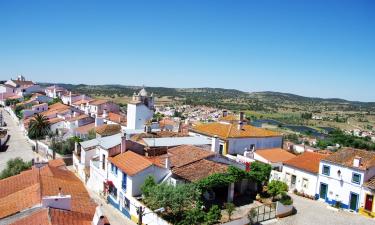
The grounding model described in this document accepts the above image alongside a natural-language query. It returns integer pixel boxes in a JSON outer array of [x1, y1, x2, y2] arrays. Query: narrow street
[[0, 108, 35, 171]]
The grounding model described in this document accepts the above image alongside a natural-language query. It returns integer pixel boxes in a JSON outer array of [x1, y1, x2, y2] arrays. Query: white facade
[[281, 165, 319, 197], [316, 160, 375, 212], [127, 103, 153, 130], [126, 88, 154, 130], [227, 137, 282, 155]]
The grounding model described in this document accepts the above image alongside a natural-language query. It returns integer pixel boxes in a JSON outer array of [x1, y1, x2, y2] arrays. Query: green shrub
[[280, 193, 293, 205], [0, 158, 32, 179]]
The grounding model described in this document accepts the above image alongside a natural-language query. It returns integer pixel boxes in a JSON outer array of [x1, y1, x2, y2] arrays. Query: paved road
[[0, 108, 35, 171], [271, 194, 375, 225]]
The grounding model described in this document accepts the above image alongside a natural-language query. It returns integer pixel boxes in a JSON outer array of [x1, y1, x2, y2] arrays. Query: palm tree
[[28, 114, 51, 157]]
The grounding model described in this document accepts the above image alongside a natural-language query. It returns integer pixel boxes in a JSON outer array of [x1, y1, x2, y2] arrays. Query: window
[[109, 185, 117, 199], [111, 164, 118, 176], [322, 165, 330, 176], [352, 173, 361, 184], [302, 178, 309, 189], [102, 154, 106, 170], [122, 173, 127, 191], [124, 197, 130, 210]]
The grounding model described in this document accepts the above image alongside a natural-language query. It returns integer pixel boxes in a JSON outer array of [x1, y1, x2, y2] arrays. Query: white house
[[45, 85, 68, 98], [272, 152, 328, 198], [61, 92, 91, 105], [22, 103, 49, 119], [126, 88, 154, 130], [253, 148, 296, 170], [189, 121, 283, 156], [317, 148, 375, 213]]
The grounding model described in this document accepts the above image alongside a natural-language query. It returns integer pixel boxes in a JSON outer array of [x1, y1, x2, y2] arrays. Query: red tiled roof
[[75, 123, 96, 134], [191, 122, 281, 139], [89, 99, 108, 106], [323, 148, 375, 170], [172, 159, 228, 182], [109, 151, 153, 176], [150, 145, 214, 168], [255, 148, 296, 163], [284, 152, 328, 174], [9, 209, 51, 225], [107, 112, 126, 125], [67, 114, 89, 122], [96, 124, 121, 136], [0, 162, 98, 224]]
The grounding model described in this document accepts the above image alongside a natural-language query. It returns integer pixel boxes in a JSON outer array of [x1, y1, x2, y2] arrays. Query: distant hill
[[39, 83, 375, 112]]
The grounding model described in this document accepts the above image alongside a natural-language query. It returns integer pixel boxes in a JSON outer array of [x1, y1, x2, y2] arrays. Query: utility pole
[[137, 206, 144, 225]]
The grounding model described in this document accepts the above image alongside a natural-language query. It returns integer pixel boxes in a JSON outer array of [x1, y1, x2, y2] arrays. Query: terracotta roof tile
[[67, 114, 89, 122], [72, 99, 91, 105], [323, 148, 375, 170], [150, 145, 214, 168], [191, 122, 281, 139], [0, 183, 41, 218], [96, 124, 121, 136], [284, 152, 328, 174], [89, 99, 108, 106], [109, 151, 153, 176], [107, 112, 126, 125], [255, 148, 296, 163], [9, 208, 51, 225], [74, 123, 96, 134], [172, 159, 228, 182], [364, 176, 375, 191], [0, 162, 98, 224]]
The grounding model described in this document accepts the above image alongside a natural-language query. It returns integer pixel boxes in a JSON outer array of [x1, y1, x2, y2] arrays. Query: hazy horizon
[[1, 0, 374, 102]]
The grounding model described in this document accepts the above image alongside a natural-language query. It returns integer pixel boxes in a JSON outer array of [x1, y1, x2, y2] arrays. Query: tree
[[205, 205, 222, 225], [141, 180, 201, 223], [87, 129, 96, 140], [140, 175, 157, 198], [267, 180, 288, 201], [224, 203, 235, 221], [28, 114, 51, 156], [0, 158, 32, 179]]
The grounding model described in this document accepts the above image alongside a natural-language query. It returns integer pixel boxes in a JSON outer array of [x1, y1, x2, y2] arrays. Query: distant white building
[[45, 85, 68, 98], [126, 88, 155, 130], [1, 75, 42, 99]]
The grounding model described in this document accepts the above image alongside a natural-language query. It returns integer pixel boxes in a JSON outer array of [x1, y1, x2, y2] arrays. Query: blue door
[[319, 183, 328, 200]]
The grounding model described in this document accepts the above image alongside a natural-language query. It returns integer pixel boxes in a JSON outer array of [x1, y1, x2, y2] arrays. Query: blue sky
[[0, 0, 374, 101]]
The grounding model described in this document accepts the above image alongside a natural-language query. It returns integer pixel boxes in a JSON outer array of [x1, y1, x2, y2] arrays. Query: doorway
[[365, 194, 374, 212], [349, 193, 359, 211], [319, 183, 328, 200]]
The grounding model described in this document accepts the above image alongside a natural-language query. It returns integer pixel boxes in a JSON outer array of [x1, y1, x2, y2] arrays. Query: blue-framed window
[[351, 173, 361, 184], [122, 172, 127, 191], [322, 165, 330, 176], [111, 163, 118, 176]]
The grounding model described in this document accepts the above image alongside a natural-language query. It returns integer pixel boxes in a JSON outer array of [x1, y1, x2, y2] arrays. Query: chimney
[[103, 109, 108, 118], [237, 121, 244, 130], [42, 190, 72, 211], [92, 206, 108, 225], [239, 111, 244, 121], [222, 110, 228, 117], [165, 155, 171, 169], [121, 134, 127, 153], [211, 135, 220, 153], [353, 156, 361, 168], [95, 117, 104, 127]]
